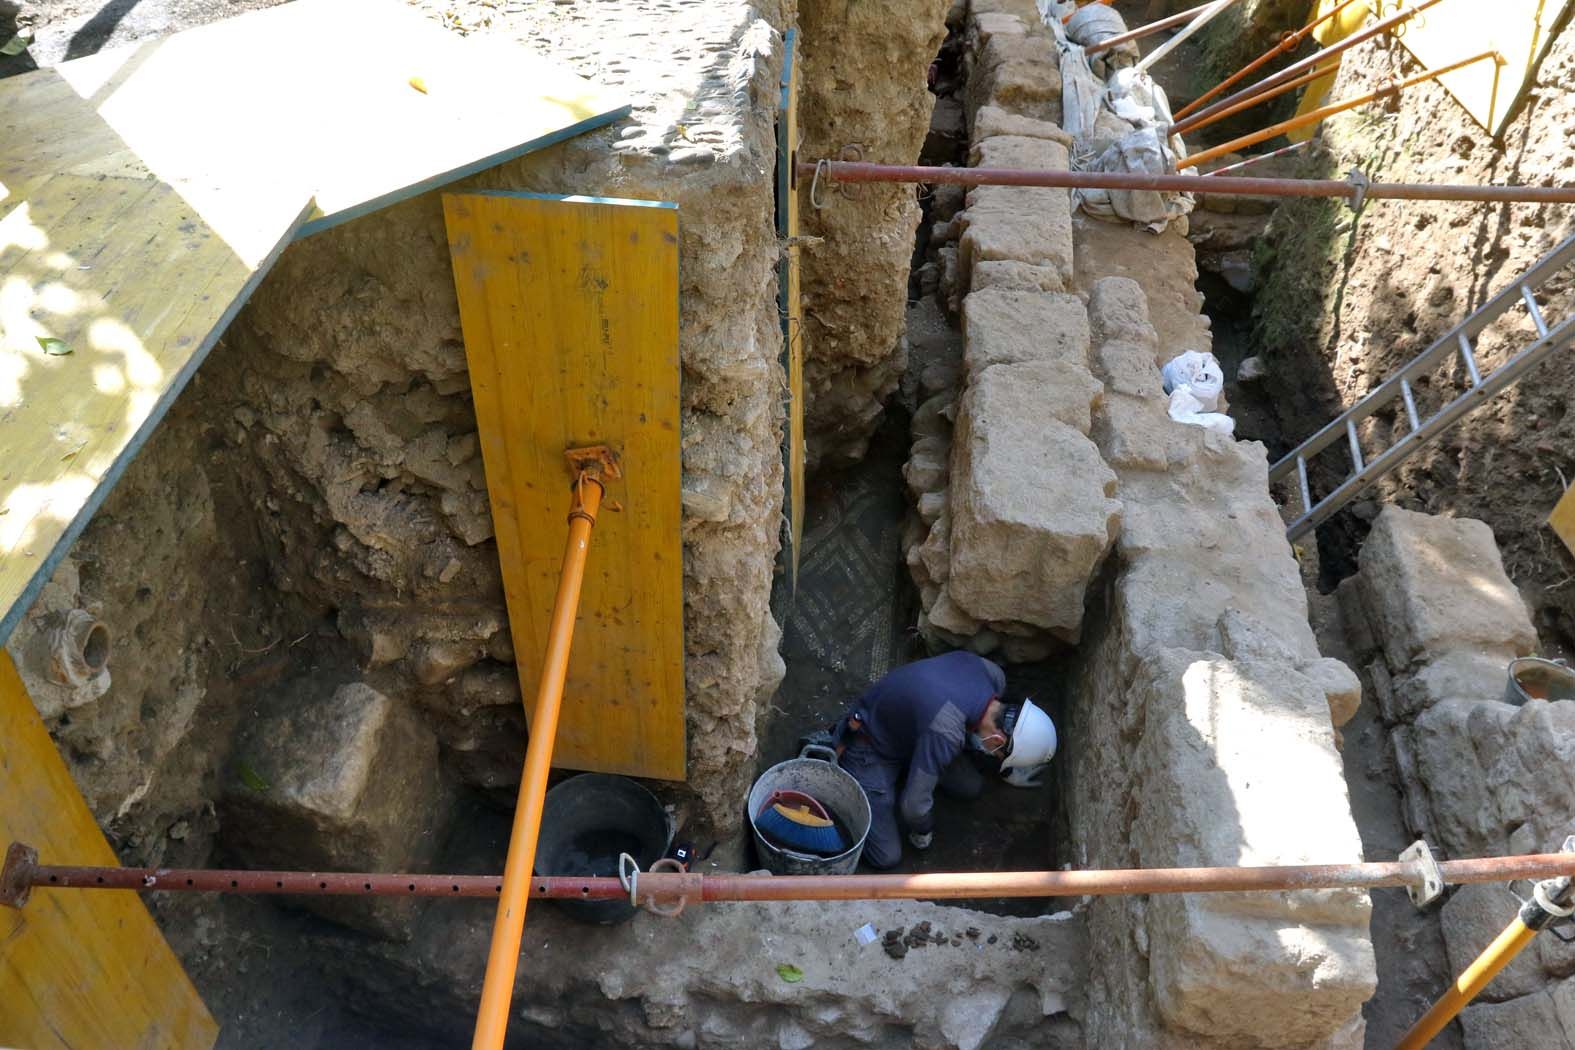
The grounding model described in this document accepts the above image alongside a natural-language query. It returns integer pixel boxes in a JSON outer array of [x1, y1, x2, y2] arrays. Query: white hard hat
[[1001, 699, 1056, 771]]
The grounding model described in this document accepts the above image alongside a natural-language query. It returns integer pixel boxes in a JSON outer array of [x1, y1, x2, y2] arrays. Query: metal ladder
[[1271, 232, 1575, 542]]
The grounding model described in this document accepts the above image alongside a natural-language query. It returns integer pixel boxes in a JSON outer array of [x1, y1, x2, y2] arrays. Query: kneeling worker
[[834, 651, 1056, 869]]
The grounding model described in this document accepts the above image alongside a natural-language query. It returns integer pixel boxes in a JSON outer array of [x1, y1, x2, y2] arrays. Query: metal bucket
[[747, 745, 870, 875], [1506, 657, 1575, 706], [534, 773, 673, 925]]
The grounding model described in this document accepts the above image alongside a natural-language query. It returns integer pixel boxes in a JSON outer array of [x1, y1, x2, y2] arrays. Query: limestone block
[[1086, 276, 1159, 352], [1443, 882, 1548, 1002], [1129, 651, 1376, 1044], [1460, 982, 1575, 1050], [962, 288, 1091, 376], [969, 104, 1073, 150], [912, 392, 955, 440], [1357, 506, 1537, 674], [964, 35, 1062, 124], [959, 185, 1074, 288], [905, 435, 951, 495], [222, 681, 448, 936], [1408, 698, 1517, 857], [1485, 699, 1575, 841], [1299, 656, 1364, 728], [1395, 649, 1516, 720], [968, 133, 1069, 172], [947, 370, 1120, 639], [967, 11, 1026, 52], [1091, 393, 1172, 472], [970, 260, 1066, 294], [1092, 339, 1165, 398]]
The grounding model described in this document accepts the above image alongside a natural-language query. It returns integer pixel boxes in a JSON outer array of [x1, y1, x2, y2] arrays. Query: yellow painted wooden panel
[[0, 652, 218, 1049], [1290, 0, 1373, 139], [0, 0, 627, 645], [1551, 484, 1575, 558], [1390, 0, 1570, 135], [0, 171, 308, 645], [443, 192, 686, 781], [1296, 0, 1569, 136]]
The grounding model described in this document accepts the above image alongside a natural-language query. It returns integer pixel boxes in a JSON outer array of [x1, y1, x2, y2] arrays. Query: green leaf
[[36, 336, 71, 356], [237, 760, 271, 793], [775, 963, 803, 984], [0, 32, 32, 57]]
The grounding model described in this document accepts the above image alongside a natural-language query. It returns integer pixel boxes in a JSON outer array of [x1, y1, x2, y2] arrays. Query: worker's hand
[[908, 830, 933, 851]]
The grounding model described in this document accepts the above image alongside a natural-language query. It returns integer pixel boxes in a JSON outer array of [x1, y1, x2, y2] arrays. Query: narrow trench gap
[[764, 16, 1075, 919]]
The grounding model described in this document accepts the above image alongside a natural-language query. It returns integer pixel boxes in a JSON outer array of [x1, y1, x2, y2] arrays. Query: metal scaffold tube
[[12, 845, 1575, 909], [797, 160, 1575, 204], [1168, 0, 1447, 137]]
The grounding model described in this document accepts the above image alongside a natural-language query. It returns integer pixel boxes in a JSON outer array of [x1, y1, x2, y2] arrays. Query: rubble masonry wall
[[901, 1, 1381, 1044]]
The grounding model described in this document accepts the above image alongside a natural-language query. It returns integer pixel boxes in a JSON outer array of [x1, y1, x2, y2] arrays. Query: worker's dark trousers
[[838, 744, 984, 869]]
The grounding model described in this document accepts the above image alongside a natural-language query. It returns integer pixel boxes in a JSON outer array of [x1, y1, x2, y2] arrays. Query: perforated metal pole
[[13, 847, 1575, 906], [797, 159, 1575, 204]]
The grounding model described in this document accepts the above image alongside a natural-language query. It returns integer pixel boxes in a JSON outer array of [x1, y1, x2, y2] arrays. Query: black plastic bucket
[[533, 774, 672, 925]]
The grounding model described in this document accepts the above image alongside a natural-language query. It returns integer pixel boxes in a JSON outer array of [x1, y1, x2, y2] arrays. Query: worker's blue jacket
[[843, 652, 1005, 835]]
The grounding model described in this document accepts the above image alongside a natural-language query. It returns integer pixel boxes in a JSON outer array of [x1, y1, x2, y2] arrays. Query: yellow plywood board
[[1552, 485, 1575, 558], [1297, 0, 1568, 136], [780, 30, 805, 585], [0, 653, 218, 1049], [444, 192, 686, 781], [0, 0, 629, 644]]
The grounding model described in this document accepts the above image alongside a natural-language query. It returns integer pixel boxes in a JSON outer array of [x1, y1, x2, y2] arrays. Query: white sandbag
[[1168, 385, 1236, 436], [1161, 350, 1224, 408]]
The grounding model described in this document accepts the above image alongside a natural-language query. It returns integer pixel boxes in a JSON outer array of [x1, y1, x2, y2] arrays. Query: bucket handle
[[799, 743, 839, 764]]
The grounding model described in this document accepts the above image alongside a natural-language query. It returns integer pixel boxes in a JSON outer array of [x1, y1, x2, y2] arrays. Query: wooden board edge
[[296, 104, 634, 239], [1551, 484, 1575, 559], [0, 197, 317, 647]]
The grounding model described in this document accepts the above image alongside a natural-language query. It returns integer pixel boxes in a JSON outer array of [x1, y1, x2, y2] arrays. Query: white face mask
[[968, 731, 1007, 756]]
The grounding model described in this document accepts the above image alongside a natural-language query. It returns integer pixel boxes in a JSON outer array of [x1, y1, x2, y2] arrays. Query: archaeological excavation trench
[[8, 0, 1575, 1048]]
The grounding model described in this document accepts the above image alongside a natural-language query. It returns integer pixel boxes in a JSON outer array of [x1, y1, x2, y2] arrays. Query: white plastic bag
[[1161, 350, 1224, 409], [1167, 385, 1236, 436]]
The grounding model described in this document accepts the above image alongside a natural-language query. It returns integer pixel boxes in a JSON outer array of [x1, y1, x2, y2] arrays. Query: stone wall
[[904, 0, 1120, 663], [907, 1, 1379, 1043], [213, 0, 791, 827], [8, 0, 794, 883], [796, 0, 953, 467], [336, 899, 1087, 1050], [1338, 506, 1575, 1048]]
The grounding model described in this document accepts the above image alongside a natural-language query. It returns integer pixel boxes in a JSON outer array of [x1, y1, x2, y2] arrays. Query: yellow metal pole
[[1395, 917, 1538, 1049], [471, 470, 605, 1050], [1177, 50, 1501, 170]]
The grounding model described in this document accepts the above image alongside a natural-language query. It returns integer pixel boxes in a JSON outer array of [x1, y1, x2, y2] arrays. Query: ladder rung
[[1297, 456, 1311, 515], [1346, 419, 1364, 472], [1400, 378, 1420, 431], [1522, 283, 1551, 338], [1458, 331, 1482, 386]]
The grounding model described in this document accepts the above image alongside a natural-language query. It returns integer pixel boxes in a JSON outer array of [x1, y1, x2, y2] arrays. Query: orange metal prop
[[1172, 0, 1364, 120], [1178, 50, 1501, 170], [471, 468, 606, 1050]]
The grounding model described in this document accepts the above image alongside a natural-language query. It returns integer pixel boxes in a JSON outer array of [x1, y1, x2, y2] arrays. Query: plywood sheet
[[1297, 0, 1568, 135], [444, 192, 686, 781], [0, 0, 629, 644], [777, 28, 805, 587], [0, 652, 218, 1049], [1552, 484, 1575, 558]]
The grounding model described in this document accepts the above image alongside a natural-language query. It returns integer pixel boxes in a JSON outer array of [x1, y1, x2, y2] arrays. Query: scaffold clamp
[[1401, 839, 1444, 908]]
